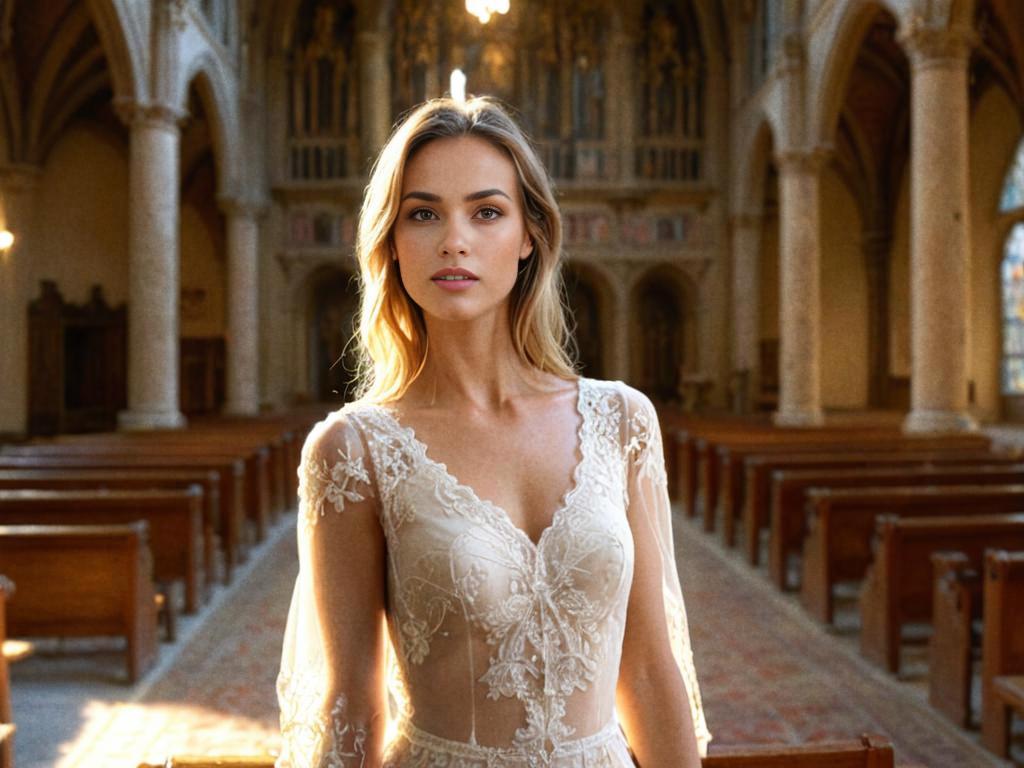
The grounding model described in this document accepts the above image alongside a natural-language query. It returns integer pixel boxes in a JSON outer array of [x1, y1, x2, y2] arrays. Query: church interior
[[2, 0, 1024, 766]]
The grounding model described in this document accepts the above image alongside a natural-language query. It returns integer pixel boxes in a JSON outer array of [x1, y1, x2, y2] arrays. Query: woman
[[276, 96, 711, 767]]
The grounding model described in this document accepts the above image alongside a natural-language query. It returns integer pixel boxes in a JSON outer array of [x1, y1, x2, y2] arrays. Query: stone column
[[730, 212, 762, 413], [862, 229, 891, 407], [0, 167, 39, 437], [774, 150, 825, 427], [901, 23, 976, 433], [221, 198, 263, 415], [117, 104, 186, 430], [358, 29, 391, 163]]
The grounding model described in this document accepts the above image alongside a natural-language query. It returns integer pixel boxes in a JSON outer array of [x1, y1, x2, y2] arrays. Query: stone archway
[[631, 266, 693, 402], [563, 261, 611, 379]]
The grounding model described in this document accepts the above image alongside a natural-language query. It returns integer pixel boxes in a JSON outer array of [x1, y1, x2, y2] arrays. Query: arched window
[[287, 0, 359, 181], [1001, 138, 1024, 213], [636, 0, 706, 182], [1000, 139, 1024, 396]]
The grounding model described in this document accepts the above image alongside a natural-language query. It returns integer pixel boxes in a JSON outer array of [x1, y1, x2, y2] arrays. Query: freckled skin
[[393, 135, 534, 326]]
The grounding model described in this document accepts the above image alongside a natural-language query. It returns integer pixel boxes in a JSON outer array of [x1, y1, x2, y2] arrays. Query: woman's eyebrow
[[400, 189, 512, 203]]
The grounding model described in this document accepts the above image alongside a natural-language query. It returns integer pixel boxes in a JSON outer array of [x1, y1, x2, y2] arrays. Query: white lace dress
[[276, 378, 711, 767]]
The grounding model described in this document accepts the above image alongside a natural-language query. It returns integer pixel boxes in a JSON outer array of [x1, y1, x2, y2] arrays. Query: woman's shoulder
[[300, 400, 383, 462], [580, 376, 656, 415]]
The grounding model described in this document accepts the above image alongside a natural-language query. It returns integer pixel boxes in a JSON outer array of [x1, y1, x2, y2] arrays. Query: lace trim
[[395, 717, 625, 766], [277, 674, 369, 768]]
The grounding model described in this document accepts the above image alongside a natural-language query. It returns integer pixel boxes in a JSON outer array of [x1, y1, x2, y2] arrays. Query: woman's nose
[[439, 218, 469, 257]]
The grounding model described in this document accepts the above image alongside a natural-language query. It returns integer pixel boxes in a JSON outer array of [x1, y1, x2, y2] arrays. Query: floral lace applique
[[298, 437, 372, 529], [277, 672, 369, 768]]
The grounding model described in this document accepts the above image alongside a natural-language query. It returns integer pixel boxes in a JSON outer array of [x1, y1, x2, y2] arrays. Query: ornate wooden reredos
[[27, 281, 127, 436]]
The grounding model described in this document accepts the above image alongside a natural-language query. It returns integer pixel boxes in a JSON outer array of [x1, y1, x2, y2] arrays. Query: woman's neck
[[406, 311, 549, 413]]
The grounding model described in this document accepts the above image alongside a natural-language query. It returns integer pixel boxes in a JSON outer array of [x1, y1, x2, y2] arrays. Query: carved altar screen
[[287, 0, 360, 181], [390, 0, 612, 181], [636, 0, 706, 182]]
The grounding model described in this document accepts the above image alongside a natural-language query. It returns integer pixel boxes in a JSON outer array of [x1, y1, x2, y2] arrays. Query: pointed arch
[[1002, 136, 1024, 213], [86, 0, 144, 105], [812, 0, 899, 147], [179, 52, 242, 198]]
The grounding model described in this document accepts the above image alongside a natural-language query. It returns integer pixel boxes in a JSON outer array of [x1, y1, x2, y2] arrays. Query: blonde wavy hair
[[354, 96, 577, 403]]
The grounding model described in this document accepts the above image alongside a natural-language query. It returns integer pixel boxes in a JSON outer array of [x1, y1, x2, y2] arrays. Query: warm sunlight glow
[[450, 69, 467, 103], [0, 230, 14, 252], [465, 0, 509, 24]]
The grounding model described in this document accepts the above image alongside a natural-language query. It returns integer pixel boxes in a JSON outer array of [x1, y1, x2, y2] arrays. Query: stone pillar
[[901, 23, 976, 433], [862, 229, 891, 408], [118, 104, 186, 430], [0, 167, 39, 437], [221, 198, 263, 415], [730, 212, 762, 413], [358, 29, 391, 163], [774, 150, 825, 427]]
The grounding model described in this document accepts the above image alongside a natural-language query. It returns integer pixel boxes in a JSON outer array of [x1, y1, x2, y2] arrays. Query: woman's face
[[392, 135, 534, 325]]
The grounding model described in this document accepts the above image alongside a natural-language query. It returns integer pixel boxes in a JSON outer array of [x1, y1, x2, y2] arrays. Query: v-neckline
[[376, 377, 589, 551]]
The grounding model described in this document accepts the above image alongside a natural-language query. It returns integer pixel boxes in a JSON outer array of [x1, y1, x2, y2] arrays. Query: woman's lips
[[431, 267, 478, 291], [432, 274, 478, 291]]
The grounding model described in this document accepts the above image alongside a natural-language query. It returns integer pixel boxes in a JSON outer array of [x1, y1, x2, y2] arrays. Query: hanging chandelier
[[465, 0, 509, 24]]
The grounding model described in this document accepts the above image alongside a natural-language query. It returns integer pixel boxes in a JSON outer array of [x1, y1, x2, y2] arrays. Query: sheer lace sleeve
[[622, 388, 711, 757], [277, 412, 389, 767]]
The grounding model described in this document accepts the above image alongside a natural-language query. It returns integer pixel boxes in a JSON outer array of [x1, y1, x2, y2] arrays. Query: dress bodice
[[277, 378, 710, 768]]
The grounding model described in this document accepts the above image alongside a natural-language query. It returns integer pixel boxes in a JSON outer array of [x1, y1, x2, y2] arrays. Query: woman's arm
[[615, 388, 709, 767], [277, 414, 389, 768]]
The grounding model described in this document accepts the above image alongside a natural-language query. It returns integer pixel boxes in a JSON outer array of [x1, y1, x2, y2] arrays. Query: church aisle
[[14, 507, 1008, 767]]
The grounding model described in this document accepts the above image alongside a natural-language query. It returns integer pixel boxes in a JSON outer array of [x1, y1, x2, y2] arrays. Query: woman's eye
[[477, 207, 502, 220], [409, 209, 437, 222]]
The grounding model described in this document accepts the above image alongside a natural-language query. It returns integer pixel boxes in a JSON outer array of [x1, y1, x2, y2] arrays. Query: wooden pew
[[0, 576, 13, 768], [769, 462, 1024, 589], [928, 552, 981, 727], [703, 734, 894, 767], [717, 437, 998, 546], [0, 454, 246, 579], [702, 431, 991, 536], [3, 442, 271, 545], [858, 513, 1024, 674], [981, 549, 1024, 757], [0, 488, 205, 613], [0, 468, 223, 590], [138, 735, 896, 768], [800, 484, 1024, 624], [1, 523, 159, 683]]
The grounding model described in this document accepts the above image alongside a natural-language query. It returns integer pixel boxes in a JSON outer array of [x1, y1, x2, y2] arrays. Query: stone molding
[[899, 20, 976, 71], [218, 196, 269, 220], [774, 147, 831, 175], [114, 99, 188, 131], [0, 164, 41, 192]]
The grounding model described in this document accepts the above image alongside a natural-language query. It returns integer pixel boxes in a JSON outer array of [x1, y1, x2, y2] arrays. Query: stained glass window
[[1002, 138, 1024, 212], [1002, 224, 1024, 394]]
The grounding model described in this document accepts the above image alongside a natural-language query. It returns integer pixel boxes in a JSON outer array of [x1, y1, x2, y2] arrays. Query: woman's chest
[[384, 463, 635, 634]]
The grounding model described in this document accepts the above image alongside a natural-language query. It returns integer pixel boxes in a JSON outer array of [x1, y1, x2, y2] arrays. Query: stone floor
[[8, 505, 1019, 767]]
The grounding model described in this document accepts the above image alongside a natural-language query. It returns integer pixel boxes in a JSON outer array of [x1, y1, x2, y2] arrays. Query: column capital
[[774, 146, 832, 175], [218, 196, 269, 220], [114, 99, 188, 131], [0, 163, 41, 192], [899, 20, 976, 70]]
